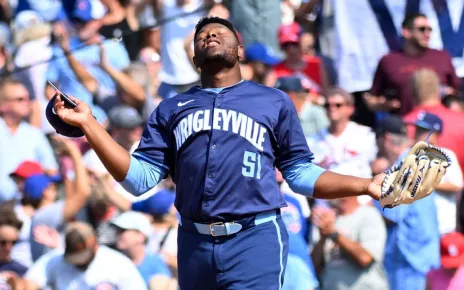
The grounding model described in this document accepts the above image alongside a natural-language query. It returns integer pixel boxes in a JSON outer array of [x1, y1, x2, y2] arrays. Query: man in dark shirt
[[368, 13, 460, 116]]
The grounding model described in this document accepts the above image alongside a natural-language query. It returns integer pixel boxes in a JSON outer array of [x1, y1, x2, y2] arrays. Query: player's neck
[[201, 64, 242, 88], [328, 120, 349, 137]]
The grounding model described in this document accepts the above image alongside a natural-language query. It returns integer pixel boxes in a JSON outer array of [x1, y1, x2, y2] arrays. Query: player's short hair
[[194, 16, 239, 42], [325, 87, 354, 105], [402, 13, 427, 29]]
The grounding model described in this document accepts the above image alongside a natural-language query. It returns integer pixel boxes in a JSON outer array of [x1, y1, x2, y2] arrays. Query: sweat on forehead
[[194, 16, 238, 40]]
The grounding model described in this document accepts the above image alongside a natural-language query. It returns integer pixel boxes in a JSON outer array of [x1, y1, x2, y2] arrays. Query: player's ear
[[237, 45, 244, 62]]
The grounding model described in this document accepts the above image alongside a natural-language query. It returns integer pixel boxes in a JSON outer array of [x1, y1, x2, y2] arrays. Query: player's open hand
[[54, 93, 92, 128], [366, 172, 385, 200]]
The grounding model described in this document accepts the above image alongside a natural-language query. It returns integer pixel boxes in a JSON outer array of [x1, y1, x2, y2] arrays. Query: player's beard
[[201, 43, 238, 71]]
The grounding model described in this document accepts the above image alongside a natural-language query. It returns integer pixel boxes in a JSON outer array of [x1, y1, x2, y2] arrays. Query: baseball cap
[[64, 0, 106, 23], [111, 211, 153, 237], [131, 189, 176, 217], [45, 94, 85, 138], [245, 43, 281, 66], [10, 161, 44, 179], [64, 222, 97, 265], [275, 77, 306, 93], [414, 111, 443, 134], [13, 10, 52, 46], [108, 105, 144, 130], [440, 232, 464, 268], [23, 174, 61, 201], [376, 115, 407, 136], [278, 22, 302, 45]]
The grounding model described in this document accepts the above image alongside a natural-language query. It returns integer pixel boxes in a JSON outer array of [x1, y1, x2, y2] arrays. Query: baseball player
[[52, 17, 385, 290]]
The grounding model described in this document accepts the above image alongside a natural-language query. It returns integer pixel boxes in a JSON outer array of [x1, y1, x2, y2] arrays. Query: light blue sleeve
[[282, 160, 326, 198], [120, 154, 168, 197]]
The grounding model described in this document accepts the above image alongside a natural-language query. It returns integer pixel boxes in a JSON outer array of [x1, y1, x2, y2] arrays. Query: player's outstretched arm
[[313, 171, 382, 200], [53, 94, 130, 181], [282, 161, 383, 200]]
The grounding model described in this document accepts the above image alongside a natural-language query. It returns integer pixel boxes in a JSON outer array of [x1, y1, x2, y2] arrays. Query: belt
[[179, 210, 279, 237]]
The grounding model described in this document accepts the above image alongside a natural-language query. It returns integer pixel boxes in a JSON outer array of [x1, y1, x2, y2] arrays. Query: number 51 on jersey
[[242, 151, 262, 179]]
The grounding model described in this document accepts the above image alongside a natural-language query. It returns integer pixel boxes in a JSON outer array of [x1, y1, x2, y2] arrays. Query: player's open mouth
[[206, 40, 220, 47]]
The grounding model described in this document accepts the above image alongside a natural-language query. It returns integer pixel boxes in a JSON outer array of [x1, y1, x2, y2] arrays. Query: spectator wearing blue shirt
[[48, 0, 130, 123], [282, 254, 319, 290], [112, 211, 173, 286], [374, 113, 443, 290], [0, 78, 58, 202]]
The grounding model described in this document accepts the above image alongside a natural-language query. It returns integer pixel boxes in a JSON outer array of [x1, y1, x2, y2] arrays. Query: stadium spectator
[[307, 88, 378, 205], [372, 115, 410, 175], [244, 43, 280, 85], [147, 0, 215, 99], [0, 78, 58, 202], [413, 112, 462, 235], [227, 0, 281, 54], [404, 69, 464, 183], [368, 13, 460, 116], [20, 222, 147, 290], [275, 76, 328, 138], [131, 187, 179, 275], [11, 10, 53, 130], [299, 31, 337, 87], [282, 254, 318, 290], [99, 0, 144, 61], [49, 0, 131, 123], [374, 114, 444, 290], [270, 21, 328, 94], [27, 136, 91, 262], [0, 207, 27, 276], [311, 190, 389, 290], [112, 211, 173, 287], [426, 232, 464, 290], [442, 94, 464, 113]]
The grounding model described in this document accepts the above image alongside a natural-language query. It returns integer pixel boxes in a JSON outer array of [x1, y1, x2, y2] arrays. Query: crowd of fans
[[0, 0, 464, 289]]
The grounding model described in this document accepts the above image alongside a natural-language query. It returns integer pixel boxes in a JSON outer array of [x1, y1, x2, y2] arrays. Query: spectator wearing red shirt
[[404, 68, 464, 180], [267, 22, 328, 94], [368, 13, 460, 116]]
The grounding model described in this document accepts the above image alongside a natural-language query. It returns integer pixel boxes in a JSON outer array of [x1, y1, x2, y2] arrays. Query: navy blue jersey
[[135, 81, 314, 222]]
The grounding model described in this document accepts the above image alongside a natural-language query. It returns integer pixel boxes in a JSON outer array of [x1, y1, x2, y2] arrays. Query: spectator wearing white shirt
[[307, 88, 378, 204], [0, 78, 58, 202], [18, 222, 147, 290]]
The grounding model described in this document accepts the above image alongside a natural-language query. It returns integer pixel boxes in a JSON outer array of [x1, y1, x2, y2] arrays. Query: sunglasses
[[0, 239, 18, 246], [324, 102, 346, 109], [415, 26, 432, 33]]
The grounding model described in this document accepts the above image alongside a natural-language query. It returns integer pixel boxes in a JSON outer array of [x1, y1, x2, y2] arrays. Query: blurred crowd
[[1, 0, 464, 289]]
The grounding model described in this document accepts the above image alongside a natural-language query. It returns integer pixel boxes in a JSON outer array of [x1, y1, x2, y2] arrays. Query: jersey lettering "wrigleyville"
[[173, 109, 267, 151]]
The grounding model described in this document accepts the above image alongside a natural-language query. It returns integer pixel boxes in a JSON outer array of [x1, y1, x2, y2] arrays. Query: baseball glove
[[380, 141, 451, 209]]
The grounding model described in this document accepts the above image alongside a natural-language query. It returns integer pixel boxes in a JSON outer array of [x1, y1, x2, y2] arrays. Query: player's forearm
[[81, 117, 131, 182], [313, 171, 371, 199], [333, 234, 374, 268]]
